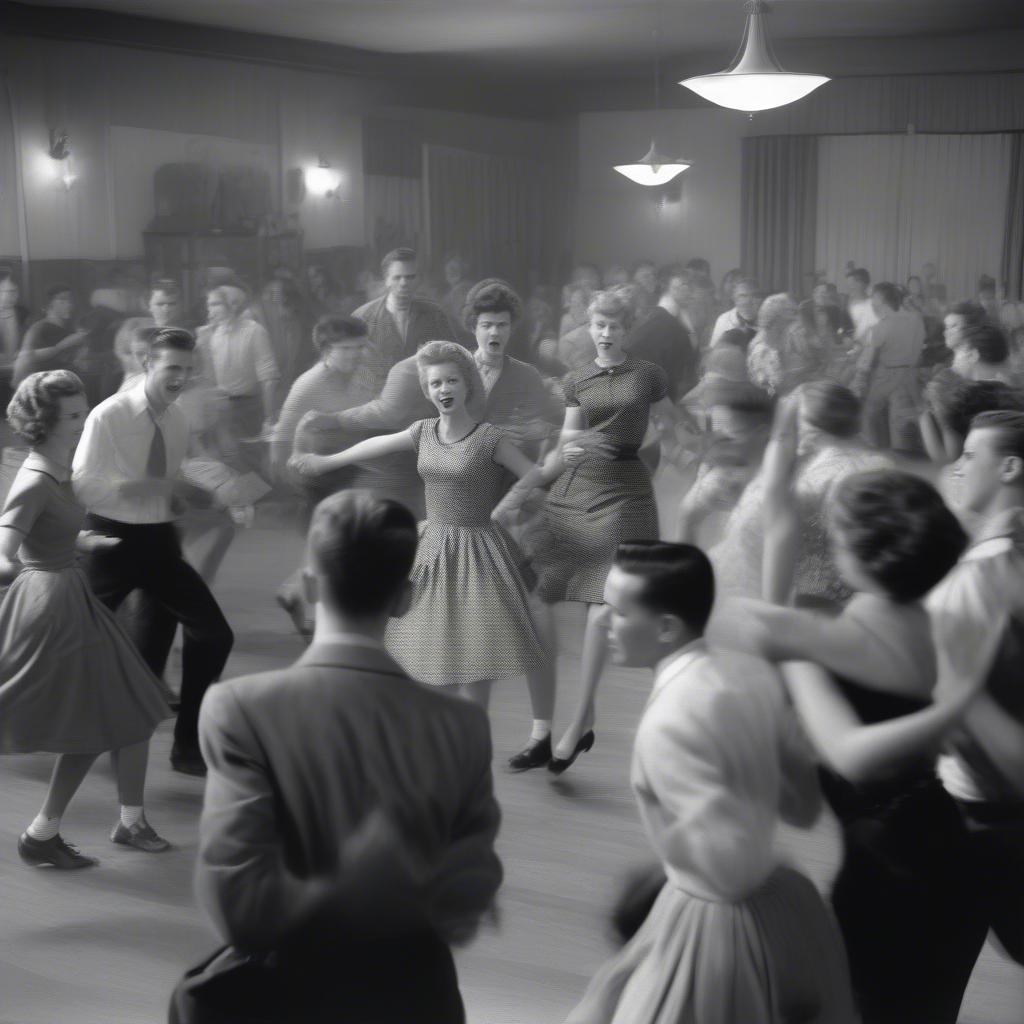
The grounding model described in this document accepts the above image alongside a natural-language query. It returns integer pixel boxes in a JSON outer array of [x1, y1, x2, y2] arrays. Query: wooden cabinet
[[143, 230, 303, 311]]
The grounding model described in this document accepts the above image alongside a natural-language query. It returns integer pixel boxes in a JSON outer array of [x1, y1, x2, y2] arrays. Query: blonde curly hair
[[416, 341, 485, 407], [587, 288, 636, 332]]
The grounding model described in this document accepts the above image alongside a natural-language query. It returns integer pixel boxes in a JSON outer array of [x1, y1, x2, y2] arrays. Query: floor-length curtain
[[363, 117, 423, 260], [1002, 135, 1024, 301], [424, 144, 557, 294], [741, 136, 818, 298], [816, 133, 1013, 302]]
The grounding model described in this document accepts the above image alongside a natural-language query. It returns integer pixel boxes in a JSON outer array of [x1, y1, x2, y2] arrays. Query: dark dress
[[818, 659, 983, 1023], [0, 454, 171, 753], [385, 419, 544, 686], [531, 357, 668, 604]]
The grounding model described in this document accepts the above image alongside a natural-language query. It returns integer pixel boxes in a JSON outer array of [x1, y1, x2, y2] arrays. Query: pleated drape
[[815, 134, 1012, 301], [741, 136, 818, 297], [423, 144, 559, 293], [1001, 135, 1024, 301]]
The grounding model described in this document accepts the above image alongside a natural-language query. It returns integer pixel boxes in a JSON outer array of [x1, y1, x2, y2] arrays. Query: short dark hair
[[928, 374, 1024, 438], [148, 327, 195, 356], [685, 258, 711, 278], [828, 470, 967, 603], [308, 490, 418, 617], [800, 380, 861, 439], [312, 314, 367, 355], [969, 410, 1024, 463], [462, 279, 523, 331], [7, 370, 85, 445], [845, 268, 870, 287], [381, 247, 417, 276], [732, 277, 761, 295], [948, 300, 986, 323], [962, 322, 1010, 365], [613, 541, 715, 634], [871, 282, 902, 311], [147, 280, 181, 302], [44, 284, 73, 307]]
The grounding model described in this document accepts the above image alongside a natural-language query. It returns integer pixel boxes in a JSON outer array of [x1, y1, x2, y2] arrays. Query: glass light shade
[[681, 71, 828, 112], [614, 143, 691, 186], [306, 163, 341, 197], [680, 2, 828, 113]]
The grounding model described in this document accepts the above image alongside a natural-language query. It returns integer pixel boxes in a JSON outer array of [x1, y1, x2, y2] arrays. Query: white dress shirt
[[927, 507, 1024, 801], [848, 298, 878, 342], [632, 640, 809, 902], [197, 319, 280, 397], [72, 381, 189, 524]]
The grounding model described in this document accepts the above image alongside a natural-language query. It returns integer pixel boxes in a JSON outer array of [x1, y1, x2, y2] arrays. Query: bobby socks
[[120, 805, 144, 828], [27, 813, 61, 841], [531, 719, 552, 742]]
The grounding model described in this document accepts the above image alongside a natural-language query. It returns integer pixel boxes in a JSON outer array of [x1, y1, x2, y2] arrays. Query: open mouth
[[439, 397, 454, 408]]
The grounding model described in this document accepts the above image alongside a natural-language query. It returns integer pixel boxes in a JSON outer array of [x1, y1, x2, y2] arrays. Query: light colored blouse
[[632, 641, 813, 902]]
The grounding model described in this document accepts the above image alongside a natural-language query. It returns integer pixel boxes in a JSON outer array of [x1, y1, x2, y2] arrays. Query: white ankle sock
[[120, 805, 144, 828], [27, 813, 61, 841], [531, 719, 552, 742]]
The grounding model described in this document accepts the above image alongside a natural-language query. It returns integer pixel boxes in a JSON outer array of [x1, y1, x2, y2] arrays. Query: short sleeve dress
[[385, 419, 544, 686], [0, 453, 172, 753], [530, 357, 668, 604]]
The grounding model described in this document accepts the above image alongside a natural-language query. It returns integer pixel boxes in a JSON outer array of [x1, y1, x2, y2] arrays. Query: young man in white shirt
[[844, 267, 878, 343], [72, 328, 234, 777], [927, 409, 1024, 969]]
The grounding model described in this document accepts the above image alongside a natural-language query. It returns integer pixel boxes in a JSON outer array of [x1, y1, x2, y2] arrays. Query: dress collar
[[23, 450, 70, 483]]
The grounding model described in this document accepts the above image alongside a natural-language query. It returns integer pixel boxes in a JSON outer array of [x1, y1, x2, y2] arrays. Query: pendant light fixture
[[614, 40, 691, 186], [680, 0, 829, 113]]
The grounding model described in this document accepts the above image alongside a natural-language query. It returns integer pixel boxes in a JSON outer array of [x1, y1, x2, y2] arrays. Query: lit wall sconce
[[48, 129, 77, 190], [305, 156, 343, 199]]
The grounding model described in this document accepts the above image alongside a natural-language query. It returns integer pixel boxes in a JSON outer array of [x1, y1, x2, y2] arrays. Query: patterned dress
[[531, 358, 668, 604], [0, 453, 171, 753], [710, 443, 892, 605], [385, 419, 544, 686]]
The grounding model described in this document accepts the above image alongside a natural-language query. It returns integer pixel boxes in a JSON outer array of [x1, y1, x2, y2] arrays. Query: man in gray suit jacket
[[172, 490, 502, 1023]]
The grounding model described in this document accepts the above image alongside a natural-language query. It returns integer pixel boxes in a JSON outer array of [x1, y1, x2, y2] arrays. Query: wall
[[574, 108, 747, 280], [0, 34, 573, 301]]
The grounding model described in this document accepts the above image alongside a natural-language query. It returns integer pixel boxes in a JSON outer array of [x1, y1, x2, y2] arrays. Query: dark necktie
[[146, 411, 167, 478]]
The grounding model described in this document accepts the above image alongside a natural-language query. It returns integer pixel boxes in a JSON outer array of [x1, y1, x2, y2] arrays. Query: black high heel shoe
[[547, 730, 595, 776], [507, 735, 552, 772]]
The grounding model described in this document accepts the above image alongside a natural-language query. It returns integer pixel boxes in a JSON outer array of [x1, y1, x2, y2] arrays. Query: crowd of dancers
[[0, 249, 1022, 1023]]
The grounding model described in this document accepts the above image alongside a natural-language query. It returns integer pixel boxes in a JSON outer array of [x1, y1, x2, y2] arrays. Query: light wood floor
[[1, 472, 1022, 1023]]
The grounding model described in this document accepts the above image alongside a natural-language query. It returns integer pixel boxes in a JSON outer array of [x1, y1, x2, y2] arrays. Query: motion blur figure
[[171, 490, 502, 1024]]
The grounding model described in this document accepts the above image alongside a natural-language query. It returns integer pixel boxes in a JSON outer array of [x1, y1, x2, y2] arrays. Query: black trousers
[[83, 515, 234, 753], [958, 798, 1024, 966]]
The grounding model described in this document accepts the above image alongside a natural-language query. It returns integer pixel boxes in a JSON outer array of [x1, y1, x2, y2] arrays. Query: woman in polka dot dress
[[291, 340, 556, 716]]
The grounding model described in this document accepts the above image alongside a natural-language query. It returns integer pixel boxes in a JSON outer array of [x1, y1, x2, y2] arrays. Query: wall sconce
[[305, 156, 343, 199], [48, 129, 76, 190]]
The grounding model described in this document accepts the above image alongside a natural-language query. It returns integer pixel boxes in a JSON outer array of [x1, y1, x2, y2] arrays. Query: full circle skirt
[[566, 866, 855, 1024], [0, 566, 172, 754]]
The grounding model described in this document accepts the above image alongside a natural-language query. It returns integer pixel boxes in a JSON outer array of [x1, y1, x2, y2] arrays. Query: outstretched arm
[[289, 430, 414, 478]]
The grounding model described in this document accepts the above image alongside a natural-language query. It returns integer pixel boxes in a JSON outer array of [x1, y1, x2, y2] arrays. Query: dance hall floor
[[1, 481, 1023, 1023]]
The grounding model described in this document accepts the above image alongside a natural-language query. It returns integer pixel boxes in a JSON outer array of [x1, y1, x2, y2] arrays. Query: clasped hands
[[561, 430, 618, 468]]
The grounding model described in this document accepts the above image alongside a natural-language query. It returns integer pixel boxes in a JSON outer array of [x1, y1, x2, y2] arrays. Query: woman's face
[[589, 312, 627, 361], [48, 291, 73, 322], [50, 393, 90, 455], [426, 361, 467, 415], [128, 339, 151, 374], [206, 294, 228, 324]]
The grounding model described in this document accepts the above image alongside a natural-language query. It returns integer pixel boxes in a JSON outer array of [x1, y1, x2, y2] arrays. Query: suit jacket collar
[[296, 639, 409, 680]]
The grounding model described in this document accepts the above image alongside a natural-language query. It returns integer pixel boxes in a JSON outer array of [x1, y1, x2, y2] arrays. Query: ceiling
[[11, 0, 1024, 76]]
